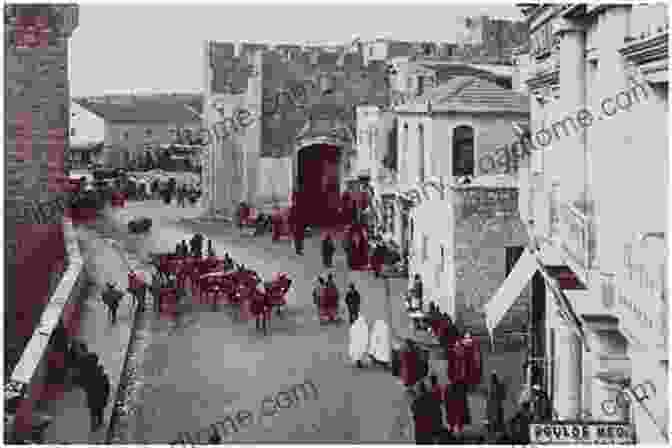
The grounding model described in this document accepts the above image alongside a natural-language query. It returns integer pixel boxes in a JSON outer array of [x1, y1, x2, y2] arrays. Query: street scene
[[4, 2, 669, 445]]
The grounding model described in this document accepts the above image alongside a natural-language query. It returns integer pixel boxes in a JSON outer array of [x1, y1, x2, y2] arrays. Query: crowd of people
[[152, 178, 201, 207], [395, 274, 554, 444]]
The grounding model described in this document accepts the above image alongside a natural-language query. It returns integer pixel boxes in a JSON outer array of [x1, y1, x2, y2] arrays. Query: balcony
[[620, 5, 669, 84], [552, 200, 596, 286], [525, 55, 560, 91]]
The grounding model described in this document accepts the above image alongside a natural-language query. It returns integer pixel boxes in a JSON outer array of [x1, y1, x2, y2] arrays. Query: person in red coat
[[462, 331, 482, 386], [400, 339, 419, 387]]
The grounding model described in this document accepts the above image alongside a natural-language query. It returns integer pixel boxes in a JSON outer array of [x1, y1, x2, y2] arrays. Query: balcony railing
[[557, 201, 594, 278], [629, 4, 669, 42]]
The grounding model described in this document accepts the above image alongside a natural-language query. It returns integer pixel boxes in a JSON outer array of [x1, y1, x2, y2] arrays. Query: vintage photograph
[[4, 1, 669, 445]]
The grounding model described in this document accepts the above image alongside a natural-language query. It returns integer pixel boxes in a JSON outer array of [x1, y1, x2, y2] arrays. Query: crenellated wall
[[204, 41, 391, 214]]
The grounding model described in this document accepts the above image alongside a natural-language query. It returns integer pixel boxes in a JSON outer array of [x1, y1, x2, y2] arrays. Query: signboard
[[530, 422, 635, 445]]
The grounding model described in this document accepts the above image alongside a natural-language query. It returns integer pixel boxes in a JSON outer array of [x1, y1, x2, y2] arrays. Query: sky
[[69, 1, 523, 97]]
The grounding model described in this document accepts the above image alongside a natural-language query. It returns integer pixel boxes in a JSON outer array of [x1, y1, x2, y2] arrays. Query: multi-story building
[[75, 94, 203, 169], [5, 3, 79, 376], [499, 3, 668, 443], [68, 99, 104, 170], [391, 76, 530, 325]]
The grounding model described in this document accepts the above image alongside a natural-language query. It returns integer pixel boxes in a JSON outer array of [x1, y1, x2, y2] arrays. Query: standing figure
[[508, 401, 533, 444], [102, 283, 122, 324], [178, 185, 186, 207], [313, 277, 325, 315], [321, 234, 336, 268], [487, 372, 506, 437], [412, 381, 438, 444], [206, 239, 216, 257], [371, 242, 386, 278], [294, 221, 305, 255], [412, 274, 424, 311], [190, 233, 204, 258], [151, 272, 162, 313], [530, 384, 552, 422], [344, 283, 361, 325], [85, 363, 110, 432]]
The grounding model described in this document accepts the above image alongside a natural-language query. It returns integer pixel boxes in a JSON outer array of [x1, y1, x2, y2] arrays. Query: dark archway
[[296, 144, 342, 227]]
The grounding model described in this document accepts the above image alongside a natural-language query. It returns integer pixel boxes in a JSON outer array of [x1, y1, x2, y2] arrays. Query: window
[[145, 128, 153, 137], [369, 47, 374, 57], [70, 127, 76, 137], [417, 76, 424, 96], [441, 245, 446, 272], [418, 124, 425, 182], [123, 131, 129, 141], [452, 125, 475, 177], [422, 234, 429, 261]]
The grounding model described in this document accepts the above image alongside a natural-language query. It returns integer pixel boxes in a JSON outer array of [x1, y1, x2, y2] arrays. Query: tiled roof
[[398, 76, 529, 114], [74, 94, 203, 124]]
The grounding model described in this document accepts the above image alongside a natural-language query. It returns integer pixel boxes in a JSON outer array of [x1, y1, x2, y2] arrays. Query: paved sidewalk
[[42, 226, 136, 444]]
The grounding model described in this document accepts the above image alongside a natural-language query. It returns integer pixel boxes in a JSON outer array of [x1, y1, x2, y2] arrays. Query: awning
[[535, 257, 590, 351], [484, 247, 589, 351], [484, 248, 538, 335]]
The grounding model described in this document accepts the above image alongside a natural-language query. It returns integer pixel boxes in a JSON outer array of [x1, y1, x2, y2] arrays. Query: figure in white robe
[[348, 315, 370, 367], [368, 319, 392, 364]]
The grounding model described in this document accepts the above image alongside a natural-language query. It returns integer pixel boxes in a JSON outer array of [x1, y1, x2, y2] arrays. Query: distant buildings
[[75, 94, 203, 169], [68, 100, 105, 169], [201, 15, 529, 218]]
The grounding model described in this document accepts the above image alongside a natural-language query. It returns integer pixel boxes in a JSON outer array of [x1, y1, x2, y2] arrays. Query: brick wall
[[260, 47, 389, 158], [5, 3, 78, 369]]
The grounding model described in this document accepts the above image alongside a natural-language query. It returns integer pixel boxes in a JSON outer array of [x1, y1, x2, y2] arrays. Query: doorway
[[296, 144, 342, 227]]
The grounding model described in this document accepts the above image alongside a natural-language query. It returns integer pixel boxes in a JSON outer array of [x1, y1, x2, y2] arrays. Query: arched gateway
[[291, 105, 355, 228], [293, 138, 344, 228]]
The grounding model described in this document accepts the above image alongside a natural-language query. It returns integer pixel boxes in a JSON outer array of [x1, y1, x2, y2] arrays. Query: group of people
[[312, 274, 363, 325], [173, 233, 215, 259], [154, 178, 201, 206]]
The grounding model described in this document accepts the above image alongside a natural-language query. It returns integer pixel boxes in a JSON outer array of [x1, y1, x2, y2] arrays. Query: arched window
[[418, 124, 425, 182], [452, 125, 475, 177]]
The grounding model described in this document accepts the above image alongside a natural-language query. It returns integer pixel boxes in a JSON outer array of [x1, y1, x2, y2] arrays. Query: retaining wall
[[5, 218, 88, 440]]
